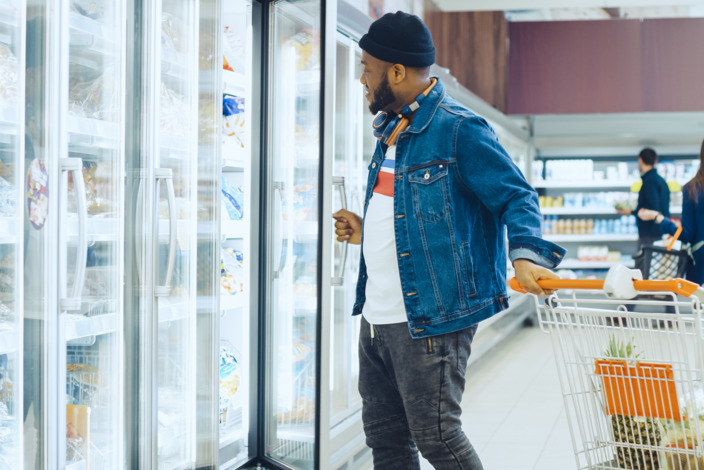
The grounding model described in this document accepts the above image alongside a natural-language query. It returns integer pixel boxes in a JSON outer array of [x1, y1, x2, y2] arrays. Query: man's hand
[[615, 207, 632, 216], [513, 259, 559, 296], [333, 209, 362, 245], [637, 208, 659, 221]]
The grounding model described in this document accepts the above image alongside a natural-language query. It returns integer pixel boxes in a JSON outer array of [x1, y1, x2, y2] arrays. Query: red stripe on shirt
[[373, 171, 394, 197]]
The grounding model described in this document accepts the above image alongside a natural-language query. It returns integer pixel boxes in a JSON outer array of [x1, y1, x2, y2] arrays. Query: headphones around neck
[[372, 78, 437, 146]]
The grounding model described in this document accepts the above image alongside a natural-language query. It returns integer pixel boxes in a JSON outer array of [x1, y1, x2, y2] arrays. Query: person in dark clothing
[[616, 148, 671, 247], [638, 139, 704, 284]]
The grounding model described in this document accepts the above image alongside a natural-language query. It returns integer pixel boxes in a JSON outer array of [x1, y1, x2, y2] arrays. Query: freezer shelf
[[65, 312, 118, 341], [0, 328, 17, 354], [0, 4, 17, 26], [66, 216, 120, 242], [0, 217, 16, 244]]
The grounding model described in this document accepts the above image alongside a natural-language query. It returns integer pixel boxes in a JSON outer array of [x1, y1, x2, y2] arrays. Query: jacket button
[[372, 162, 377, 168]]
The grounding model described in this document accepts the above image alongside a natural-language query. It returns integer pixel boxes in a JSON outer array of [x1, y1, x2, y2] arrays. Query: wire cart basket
[[512, 276, 704, 470]]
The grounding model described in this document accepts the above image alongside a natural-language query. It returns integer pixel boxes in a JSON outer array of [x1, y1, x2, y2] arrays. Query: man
[[616, 147, 670, 248], [332, 12, 565, 470]]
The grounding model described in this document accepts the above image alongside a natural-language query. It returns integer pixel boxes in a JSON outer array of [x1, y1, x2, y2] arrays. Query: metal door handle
[[155, 168, 176, 297], [273, 182, 288, 278], [332, 176, 348, 286], [60, 158, 87, 311], [135, 174, 144, 284]]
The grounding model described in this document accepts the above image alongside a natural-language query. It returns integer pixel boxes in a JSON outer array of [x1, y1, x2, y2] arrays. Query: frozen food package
[[222, 25, 246, 74], [160, 83, 188, 137], [219, 343, 241, 424], [161, 12, 184, 52], [221, 176, 244, 221], [0, 177, 16, 218], [0, 44, 18, 104], [66, 405, 90, 464], [68, 71, 118, 120], [71, 0, 104, 20], [284, 27, 320, 71], [220, 247, 244, 295], [222, 95, 246, 149]]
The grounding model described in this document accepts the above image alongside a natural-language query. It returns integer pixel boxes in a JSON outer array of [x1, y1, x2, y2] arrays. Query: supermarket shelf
[[221, 293, 245, 311], [0, 217, 17, 244], [223, 70, 246, 95], [65, 312, 118, 341], [67, 116, 119, 141], [66, 460, 86, 470], [222, 219, 245, 239], [0, 328, 18, 354], [158, 298, 191, 323], [67, 216, 120, 242], [543, 234, 638, 242], [533, 180, 635, 189], [541, 206, 683, 215], [222, 159, 246, 171], [558, 260, 634, 270]]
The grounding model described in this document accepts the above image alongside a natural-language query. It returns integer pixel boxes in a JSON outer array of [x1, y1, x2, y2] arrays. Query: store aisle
[[422, 325, 576, 470]]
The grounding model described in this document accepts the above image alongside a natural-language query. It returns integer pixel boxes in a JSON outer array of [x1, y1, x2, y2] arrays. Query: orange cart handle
[[666, 226, 683, 251], [509, 277, 700, 297]]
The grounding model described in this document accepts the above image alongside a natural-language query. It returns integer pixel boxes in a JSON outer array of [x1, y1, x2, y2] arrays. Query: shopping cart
[[634, 227, 690, 281], [511, 273, 704, 470]]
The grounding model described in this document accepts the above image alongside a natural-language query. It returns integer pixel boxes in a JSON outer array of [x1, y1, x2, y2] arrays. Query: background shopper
[[638, 139, 704, 284], [333, 11, 565, 470]]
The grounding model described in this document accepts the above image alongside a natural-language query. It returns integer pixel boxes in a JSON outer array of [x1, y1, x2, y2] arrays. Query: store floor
[[413, 325, 575, 470]]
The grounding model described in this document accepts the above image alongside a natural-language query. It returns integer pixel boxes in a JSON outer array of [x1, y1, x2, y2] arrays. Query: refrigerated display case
[[0, 2, 23, 469], [218, 1, 254, 468]]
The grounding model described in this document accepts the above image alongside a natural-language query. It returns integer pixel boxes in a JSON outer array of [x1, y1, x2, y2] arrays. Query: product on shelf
[[0, 44, 18, 104], [219, 343, 240, 425], [0, 252, 13, 303], [67, 161, 115, 215], [283, 27, 320, 71], [221, 176, 244, 221], [281, 183, 317, 222], [66, 404, 90, 464], [161, 12, 184, 52], [71, 0, 104, 20], [160, 82, 188, 138], [220, 247, 244, 295], [222, 95, 246, 149], [0, 301, 13, 330], [543, 215, 636, 236], [222, 25, 246, 74], [68, 71, 118, 121], [0, 176, 16, 218]]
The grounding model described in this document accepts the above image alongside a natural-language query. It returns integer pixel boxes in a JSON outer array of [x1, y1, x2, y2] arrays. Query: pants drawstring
[[370, 322, 375, 345]]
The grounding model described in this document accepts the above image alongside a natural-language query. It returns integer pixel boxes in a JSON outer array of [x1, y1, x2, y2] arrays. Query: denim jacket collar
[[406, 77, 445, 135]]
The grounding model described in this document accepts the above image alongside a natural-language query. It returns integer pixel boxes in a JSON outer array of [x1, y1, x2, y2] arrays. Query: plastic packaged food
[[284, 28, 320, 71], [68, 71, 118, 120], [222, 25, 246, 74], [0, 44, 18, 104], [71, 0, 103, 20], [221, 177, 244, 221], [0, 177, 16, 218], [161, 12, 184, 52], [220, 248, 244, 295], [219, 343, 240, 424], [222, 95, 245, 149]]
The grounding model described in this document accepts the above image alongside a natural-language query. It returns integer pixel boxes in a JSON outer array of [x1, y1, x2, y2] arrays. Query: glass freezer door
[[63, 0, 127, 468], [265, 1, 321, 468], [0, 2, 24, 468]]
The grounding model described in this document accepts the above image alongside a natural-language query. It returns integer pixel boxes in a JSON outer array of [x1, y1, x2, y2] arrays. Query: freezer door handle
[[60, 157, 87, 311], [155, 168, 177, 297], [332, 176, 348, 287], [273, 181, 288, 278]]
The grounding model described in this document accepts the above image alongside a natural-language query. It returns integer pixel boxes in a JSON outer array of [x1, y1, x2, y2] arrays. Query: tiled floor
[[418, 325, 576, 470]]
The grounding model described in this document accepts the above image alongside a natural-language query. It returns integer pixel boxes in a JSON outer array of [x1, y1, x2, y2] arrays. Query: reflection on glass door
[[325, 35, 373, 470], [155, 0, 198, 468], [0, 2, 23, 469], [266, 1, 321, 468], [63, 0, 126, 467]]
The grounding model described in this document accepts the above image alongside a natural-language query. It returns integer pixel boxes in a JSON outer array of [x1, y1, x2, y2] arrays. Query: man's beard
[[369, 76, 396, 115]]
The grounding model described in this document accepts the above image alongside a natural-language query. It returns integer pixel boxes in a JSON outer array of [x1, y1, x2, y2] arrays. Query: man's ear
[[388, 63, 406, 85]]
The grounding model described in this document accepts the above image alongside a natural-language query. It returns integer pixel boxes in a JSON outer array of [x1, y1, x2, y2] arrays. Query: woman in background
[[638, 138, 704, 284]]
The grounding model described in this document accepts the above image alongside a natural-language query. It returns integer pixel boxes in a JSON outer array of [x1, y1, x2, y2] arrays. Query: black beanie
[[359, 11, 436, 67]]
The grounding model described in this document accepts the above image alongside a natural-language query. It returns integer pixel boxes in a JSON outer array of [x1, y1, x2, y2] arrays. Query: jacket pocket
[[408, 163, 449, 222]]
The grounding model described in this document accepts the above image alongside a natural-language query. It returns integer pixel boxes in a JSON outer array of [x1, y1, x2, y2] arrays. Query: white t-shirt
[[362, 145, 408, 325]]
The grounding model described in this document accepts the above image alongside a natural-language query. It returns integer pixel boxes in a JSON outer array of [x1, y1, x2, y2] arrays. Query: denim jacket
[[352, 78, 565, 338]]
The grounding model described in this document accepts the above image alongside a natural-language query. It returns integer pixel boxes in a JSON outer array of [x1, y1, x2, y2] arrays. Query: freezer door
[[0, 2, 24, 469], [62, 0, 127, 468], [324, 36, 372, 469], [264, 1, 322, 468]]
